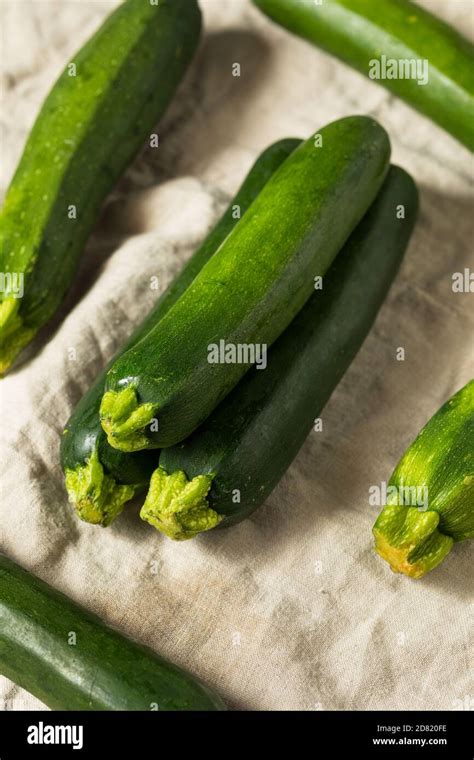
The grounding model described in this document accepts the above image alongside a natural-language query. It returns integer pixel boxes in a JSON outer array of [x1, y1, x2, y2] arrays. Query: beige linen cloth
[[1, 0, 473, 711]]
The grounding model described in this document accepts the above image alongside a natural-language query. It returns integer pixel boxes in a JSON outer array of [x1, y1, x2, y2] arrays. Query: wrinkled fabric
[[0, 0, 472, 711]]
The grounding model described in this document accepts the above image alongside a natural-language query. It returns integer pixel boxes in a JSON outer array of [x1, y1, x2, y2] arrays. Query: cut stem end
[[373, 503, 454, 579], [140, 466, 222, 540], [65, 449, 135, 526], [100, 386, 156, 452]]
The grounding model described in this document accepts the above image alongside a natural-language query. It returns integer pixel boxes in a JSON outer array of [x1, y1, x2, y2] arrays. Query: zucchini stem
[[373, 503, 454, 579], [100, 387, 156, 452], [65, 448, 135, 526], [140, 467, 221, 540], [373, 381, 474, 577]]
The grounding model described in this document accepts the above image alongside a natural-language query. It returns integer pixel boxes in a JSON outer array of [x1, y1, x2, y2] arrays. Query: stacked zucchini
[[62, 113, 471, 577], [60, 137, 301, 526], [63, 113, 421, 542], [146, 163, 419, 539]]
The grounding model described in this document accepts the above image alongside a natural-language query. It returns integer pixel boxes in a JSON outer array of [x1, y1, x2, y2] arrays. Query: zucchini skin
[[60, 138, 302, 526], [142, 165, 419, 540], [373, 380, 474, 579], [101, 115, 391, 451], [252, 0, 474, 151], [0, 554, 226, 710], [0, 0, 202, 375]]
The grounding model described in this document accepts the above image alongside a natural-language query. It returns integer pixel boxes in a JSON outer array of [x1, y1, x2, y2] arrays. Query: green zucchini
[[60, 138, 302, 526], [0, 0, 201, 375], [140, 165, 418, 540], [0, 553, 225, 710], [252, 0, 474, 151], [373, 380, 474, 579], [100, 115, 391, 451]]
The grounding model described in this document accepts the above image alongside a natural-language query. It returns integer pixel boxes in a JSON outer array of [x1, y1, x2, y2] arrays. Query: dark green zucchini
[[0, 553, 226, 710], [60, 138, 301, 526], [252, 0, 474, 151], [373, 380, 474, 578], [0, 0, 201, 375], [100, 116, 391, 451], [140, 165, 418, 540]]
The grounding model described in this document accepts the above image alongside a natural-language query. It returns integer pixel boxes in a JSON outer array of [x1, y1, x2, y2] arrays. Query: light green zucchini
[[373, 380, 474, 578]]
